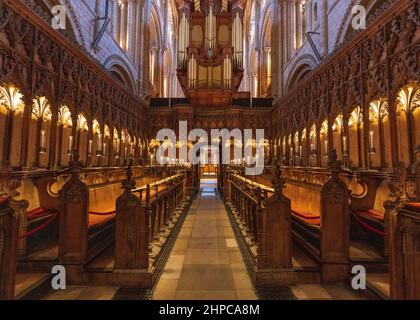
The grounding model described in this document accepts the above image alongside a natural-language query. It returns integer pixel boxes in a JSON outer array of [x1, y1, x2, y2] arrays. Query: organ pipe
[[178, 13, 189, 68], [188, 55, 197, 88], [223, 56, 232, 88], [205, 5, 216, 56], [232, 12, 243, 69]]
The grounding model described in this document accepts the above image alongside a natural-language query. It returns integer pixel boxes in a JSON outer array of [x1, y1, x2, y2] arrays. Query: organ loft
[[176, 0, 246, 107], [0, 0, 419, 303]]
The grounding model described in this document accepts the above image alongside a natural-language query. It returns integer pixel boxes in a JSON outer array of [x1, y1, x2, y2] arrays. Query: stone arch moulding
[[285, 54, 318, 93], [62, 0, 86, 48], [334, 0, 391, 50], [150, 2, 164, 49], [104, 55, 137, 94]]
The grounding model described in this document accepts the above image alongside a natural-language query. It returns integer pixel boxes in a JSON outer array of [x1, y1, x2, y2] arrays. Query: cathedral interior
[[0, 0, 419, 302]]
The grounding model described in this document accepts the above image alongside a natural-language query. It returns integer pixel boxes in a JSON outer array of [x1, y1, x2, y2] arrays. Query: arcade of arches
[[0, 0, 419, 301]]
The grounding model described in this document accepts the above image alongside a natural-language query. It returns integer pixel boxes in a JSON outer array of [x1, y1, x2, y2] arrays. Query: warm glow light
[[320, 119, 328, 136], [0, 84, 24, 114], [332, 114, 343, 132], [32, 96, 52, 121], [348, 106, 363, 128], [93, 119, 101, 135], [77, 114, 88, 131], [58, 106, 72, 127]]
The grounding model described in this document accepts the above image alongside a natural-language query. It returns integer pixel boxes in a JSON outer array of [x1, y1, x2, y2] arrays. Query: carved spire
[[389, 161, 408, 200], [69, 150, 83, 175], [271, 159, 286, 195], [0, 164, 20, 200], [122, 164, 136, 192], [328, 149, 341, 178]]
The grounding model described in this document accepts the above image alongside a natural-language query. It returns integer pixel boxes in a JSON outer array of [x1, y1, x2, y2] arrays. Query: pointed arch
[[104, 55, 136, 93]]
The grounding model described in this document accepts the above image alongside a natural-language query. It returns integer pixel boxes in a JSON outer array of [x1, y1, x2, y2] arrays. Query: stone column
[[138, 0, 151, 96], [271, 0, 284, 99], [319, 0, 329, 57], [126, 0, 133, 55]]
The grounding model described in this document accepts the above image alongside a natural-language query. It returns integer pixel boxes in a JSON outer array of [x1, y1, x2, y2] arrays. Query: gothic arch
[[285, 55, 318, 93], [104, 56, 136, 93], [261, 4, 272, 48], [334, 0, 389, 49], [36, 0, 86, 47], [260, 6, 272, 96], [150, 3, 164, 49]]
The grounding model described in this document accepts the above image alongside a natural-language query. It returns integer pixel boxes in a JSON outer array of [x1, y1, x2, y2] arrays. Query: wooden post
[[255, 162, 294, 287], [0, 198, 19, 299], [114, 165, 151, 288], [414, 157, 420, 202], [58, 151, 88, 280], [320, 150, 350, 282], [0, 167, 21, 299], [386, 162, 419, 299], [388, 203, 420, 300]]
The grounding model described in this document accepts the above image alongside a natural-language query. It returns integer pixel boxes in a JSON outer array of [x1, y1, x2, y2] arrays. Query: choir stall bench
[[281, 153, 350, 283]]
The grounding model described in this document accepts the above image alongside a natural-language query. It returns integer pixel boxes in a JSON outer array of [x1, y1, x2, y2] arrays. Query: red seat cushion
[[88, 214, 115, 229], [0, 197, 7, 206], [357, 209, 384, 222], [404, 202, 420, 213], [27, 207, 56, 221], [292, 210, 320, 225]]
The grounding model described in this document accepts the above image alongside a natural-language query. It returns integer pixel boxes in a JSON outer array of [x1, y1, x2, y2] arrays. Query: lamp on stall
[[323, 140, 328, 158], [67, 135, 74, 156], [342, 135, 349, 167], [88, 139, 93, 158], [39, 130, 47, 154], [368, 131, 376, 155], [115, 138, 121, 159], [96, 133, 103, 157]]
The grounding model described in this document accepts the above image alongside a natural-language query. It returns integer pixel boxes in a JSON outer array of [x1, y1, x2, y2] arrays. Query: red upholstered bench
[[14, 178, 60, 256], [0, 197, 7, 206], [356, 209, 385, 223], [27, 207, 57, 221], [404, 202, 420, 213], [352, 210, 385, 237], [292, 210, 321, 226]]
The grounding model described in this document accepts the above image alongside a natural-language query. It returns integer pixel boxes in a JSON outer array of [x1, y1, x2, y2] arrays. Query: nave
[[31, 179, 365, 300], [0, 0, 419, 302]]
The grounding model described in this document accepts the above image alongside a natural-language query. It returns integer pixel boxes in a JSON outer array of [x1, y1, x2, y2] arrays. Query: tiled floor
[[290, 284, 364, 300], [15, 273, 47, 297], [153, 192, 257, 300], [43, 286, 118, 300]]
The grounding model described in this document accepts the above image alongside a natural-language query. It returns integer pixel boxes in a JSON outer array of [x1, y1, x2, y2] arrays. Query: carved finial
[[0, 165, 20, 199], [271, 159, 286, 194], [122, 164, 136, 192], [69, 150, 83, 174], [328, 149, 341, 176], [389, 162, 408, 200]]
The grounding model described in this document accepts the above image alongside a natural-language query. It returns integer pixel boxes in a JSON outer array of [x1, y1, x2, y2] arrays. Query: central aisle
[[153, 188, 257, 300]]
